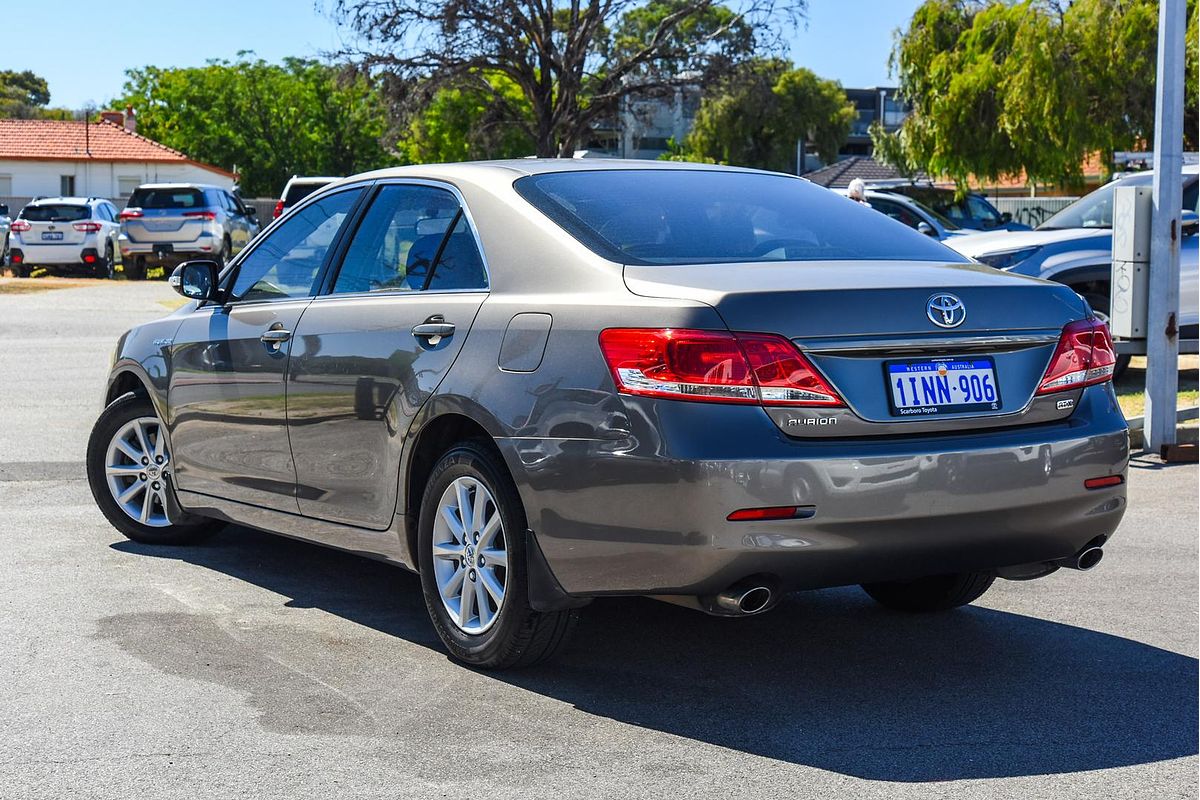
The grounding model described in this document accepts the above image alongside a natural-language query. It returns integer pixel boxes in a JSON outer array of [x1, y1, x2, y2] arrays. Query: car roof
[[131, 183, 224, 191], [26, 196, 103, 205], [345, 158, 776, 185]]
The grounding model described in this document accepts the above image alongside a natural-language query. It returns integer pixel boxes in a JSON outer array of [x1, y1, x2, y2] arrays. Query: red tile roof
[[0, 118, 234, 177]]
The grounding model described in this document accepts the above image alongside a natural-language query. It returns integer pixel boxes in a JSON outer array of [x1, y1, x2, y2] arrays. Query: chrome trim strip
[[797, 332, 1061, 355]]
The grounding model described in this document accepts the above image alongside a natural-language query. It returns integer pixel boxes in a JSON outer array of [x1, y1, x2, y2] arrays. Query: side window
[[332, 184, 461, 294], [229, 189, 361, 303], [425, 215, 488, 291], [870, 199, 919, 229], [966, 195, 999, 223]]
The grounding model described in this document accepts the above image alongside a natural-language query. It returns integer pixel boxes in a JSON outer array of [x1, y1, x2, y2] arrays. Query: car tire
[[86, 392, 222, 545], [860, 571, 995, 612], [1082, 291, 1131, 379], [97, 243, 115, 279], [417, 441, 578, 669], [126, 256, 146, 281]]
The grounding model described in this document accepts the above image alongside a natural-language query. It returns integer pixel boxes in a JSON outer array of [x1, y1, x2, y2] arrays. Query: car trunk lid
[[624, 260, 1090, 435]]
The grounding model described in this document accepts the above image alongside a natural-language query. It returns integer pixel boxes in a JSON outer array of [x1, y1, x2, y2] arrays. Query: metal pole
[[1144, 0, 1186, 454]]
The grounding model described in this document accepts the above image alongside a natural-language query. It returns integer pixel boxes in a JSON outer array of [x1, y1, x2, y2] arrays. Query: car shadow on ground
[[113, 527, 1198, 783]]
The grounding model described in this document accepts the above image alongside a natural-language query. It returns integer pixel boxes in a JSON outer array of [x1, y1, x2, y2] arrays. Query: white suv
[[9, 197, 122, 278]]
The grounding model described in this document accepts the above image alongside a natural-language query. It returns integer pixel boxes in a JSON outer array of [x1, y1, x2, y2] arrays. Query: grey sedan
[[86, 161, 1129, 669]]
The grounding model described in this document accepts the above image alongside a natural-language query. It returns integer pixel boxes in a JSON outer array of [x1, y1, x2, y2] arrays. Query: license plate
[[41, 232, 63, 241], [886, 357, 1001, 416]]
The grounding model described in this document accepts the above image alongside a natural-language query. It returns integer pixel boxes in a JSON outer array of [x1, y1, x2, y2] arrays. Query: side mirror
[[0, 204, 9, 216], [1000, 211, 1012, 223], [245, 207, 258, 219], [169, 260, 220, 302], [917, 221, 938, 237], [1181, 209, 1198, 238]]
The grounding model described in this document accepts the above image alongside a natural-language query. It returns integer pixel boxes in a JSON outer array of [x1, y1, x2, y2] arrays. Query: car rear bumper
[[498, 383, 1129, 597], [119, 232, 215, 259], [9, 240, 98, 264]]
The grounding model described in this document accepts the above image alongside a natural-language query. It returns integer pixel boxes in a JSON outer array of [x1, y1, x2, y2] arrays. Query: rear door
[[286, 181, 489, 528], [122, 186, 208, 247], [167, 187, 364, 511]]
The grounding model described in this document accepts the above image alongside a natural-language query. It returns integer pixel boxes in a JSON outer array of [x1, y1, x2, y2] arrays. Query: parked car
[[0, 203, 10, 266], [839, 188, 975, 241], [87, 161, 1128, 670], [274, 176, 338, 219], [8, 197, 122, 278], [871, 183, 1032, 231], [118, 184, 259, 280], [945, 166, 1200, 339]]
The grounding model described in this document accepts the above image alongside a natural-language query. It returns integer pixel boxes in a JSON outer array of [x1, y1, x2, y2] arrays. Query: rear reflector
[[73, 222, 103, 232], [1084, 475, 1124, 490], [727, 506, 814, 521], [599, 328, 843, 407], [1037, 318, 1117, 394], [82, 253, 97, 263]]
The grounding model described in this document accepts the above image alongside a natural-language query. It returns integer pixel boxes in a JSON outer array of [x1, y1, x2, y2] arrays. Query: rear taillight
[[1036, 318, 1117, 394], [118, 209, 143, 221], [10, 219, 30, 232], [598, 328, 844, 407], [73, 222, 102, 232], [273, 200, 284, 219], [183, 211, 217, 221]]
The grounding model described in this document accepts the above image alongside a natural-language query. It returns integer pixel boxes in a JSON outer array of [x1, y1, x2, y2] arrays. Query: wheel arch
[[401, 410, 505, 568], [105, 363, 167, 421]]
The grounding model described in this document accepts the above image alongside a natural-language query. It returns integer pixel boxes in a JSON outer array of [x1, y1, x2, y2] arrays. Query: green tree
[[0, 70, 52, 117], [116, 56, 395, 196], [670, 58, 854, 172], [336, 0, 805, 157], [399, 73, 536, 163], [884, 0, 1169, 188]]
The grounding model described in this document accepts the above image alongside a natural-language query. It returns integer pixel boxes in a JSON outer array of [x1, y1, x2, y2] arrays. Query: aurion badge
[[927, 293, 966, 328]]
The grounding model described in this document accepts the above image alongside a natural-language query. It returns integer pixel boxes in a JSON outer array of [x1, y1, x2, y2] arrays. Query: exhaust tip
[[1076, 547, 1104, 571], [738, 587, 772, 614]]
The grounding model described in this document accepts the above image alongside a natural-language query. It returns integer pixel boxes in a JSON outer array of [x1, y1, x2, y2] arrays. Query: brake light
[[598, 328, 844, 407], [118, 209, 142, 221], [273, 200, 285, 219], [73, 222, 102, 232], [728, 506, 814, 521], [10, 219, 30, 232], [183, 211, 217, 221], [1036, 319, 1117, 394]]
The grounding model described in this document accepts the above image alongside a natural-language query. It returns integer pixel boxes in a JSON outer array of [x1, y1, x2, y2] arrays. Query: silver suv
[[118, 184, 259, 280]]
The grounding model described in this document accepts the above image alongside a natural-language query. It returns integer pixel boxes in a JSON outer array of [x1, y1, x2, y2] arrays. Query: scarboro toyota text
[[87, 161, 1129, 669]]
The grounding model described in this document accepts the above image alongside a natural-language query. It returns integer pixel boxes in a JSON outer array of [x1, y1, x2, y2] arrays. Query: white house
[[0, 114, 235, 209]]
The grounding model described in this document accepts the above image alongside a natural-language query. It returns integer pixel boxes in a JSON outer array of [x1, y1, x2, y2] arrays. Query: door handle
[[260, 328, 292, 347], [412, 315, 455, 342]]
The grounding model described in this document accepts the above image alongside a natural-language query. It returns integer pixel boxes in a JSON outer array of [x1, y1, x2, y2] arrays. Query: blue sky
[[4, 0, 922, 110]]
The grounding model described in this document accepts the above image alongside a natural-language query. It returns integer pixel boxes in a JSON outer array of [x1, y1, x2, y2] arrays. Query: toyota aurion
[[87, 161, 1129, 669]]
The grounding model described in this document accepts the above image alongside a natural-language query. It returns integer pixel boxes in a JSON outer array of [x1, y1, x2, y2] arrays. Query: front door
[[286, 183, 490, 528], [168, 187, 363, 511]]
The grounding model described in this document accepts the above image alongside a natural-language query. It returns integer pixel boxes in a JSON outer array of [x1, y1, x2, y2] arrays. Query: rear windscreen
[[20, 205, 90, 222], [284, 182, 328, 206], [127, 188, 206, 210], [514, 169, 966, 265]]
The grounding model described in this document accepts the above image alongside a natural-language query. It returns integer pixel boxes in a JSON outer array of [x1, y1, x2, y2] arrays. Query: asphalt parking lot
[[0, 279, 1196, 800]]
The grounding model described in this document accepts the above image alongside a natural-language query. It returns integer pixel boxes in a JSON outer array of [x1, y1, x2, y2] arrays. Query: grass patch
[[1114, 356, 1199, 418], [0, 277, 95, 294]]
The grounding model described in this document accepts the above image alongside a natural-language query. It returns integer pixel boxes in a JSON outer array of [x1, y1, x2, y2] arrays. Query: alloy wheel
[[431, 476, 508, 634], [104, 416, 172, 528]]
